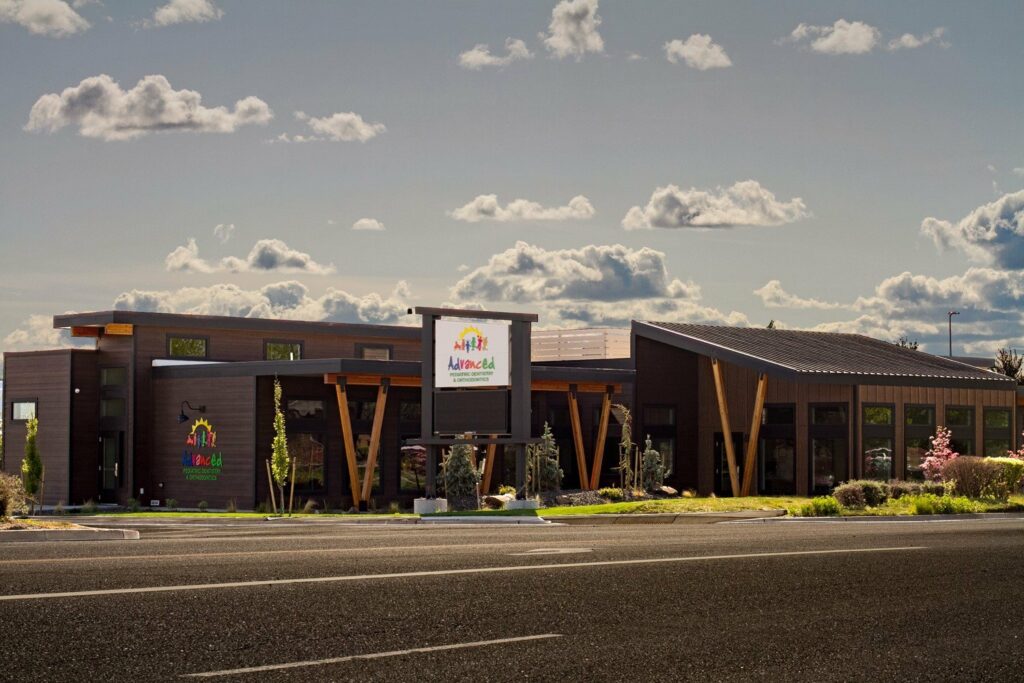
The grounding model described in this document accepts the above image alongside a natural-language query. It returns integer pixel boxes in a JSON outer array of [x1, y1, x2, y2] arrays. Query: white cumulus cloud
[[146, 0, 222, 28], [352, 218, 385, 231], [0, 0, 90, 37], [781, 19, 880, 55], [213, 223, 234, 244], [920, 190, 1024, 269], [664, 34, 732, 70], [459, 38, 533, 70], [25, 74, 272, 141], [164, 238, 335, 274], [622, 180, 809, 230], [753, 280, 844, 310], [450, 194, 594, 223], [280, 110, 385, 143], [887, 27, 948, 51], [542, 0, 603, 60]]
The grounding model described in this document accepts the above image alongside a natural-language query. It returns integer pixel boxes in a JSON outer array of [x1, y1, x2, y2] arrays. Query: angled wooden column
[[335, 381, 361, 507], [481, 438, 499, 494], [741, 373, 769, 496], [361, 380, 390, 503], [567, 386, 591, 490], [711, 358, 741, 497], [589, 386, 614, 490]]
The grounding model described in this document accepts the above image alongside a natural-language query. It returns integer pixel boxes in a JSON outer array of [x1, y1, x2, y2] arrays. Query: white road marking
[[0, 546, 923, 602], [510, 548, 594, 556], [181, 633, 563, 678]]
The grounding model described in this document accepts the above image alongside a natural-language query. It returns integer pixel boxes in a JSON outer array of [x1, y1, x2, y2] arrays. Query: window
[[809, 404, 848, 494], [12, 401, 36, 421], [643, 405, 675, 427], [265, 341, 302, 361], [168, 336, 207, 358], [287, 399, 324, 421], [812, 405, 848, 426], [289, 433, 326, 491], [763, 405, 795, 426], [862, 404, 895, 481], [399, 400, 421, 423], [904, 404, 935, 480], [100, 367, 127, 386], [358, 344, 391, 361], [348, 400, 377, 422], [100, 398, 125, 418], [945, 407, 975, 455], [399, 443, 427, 493], [759, 403, 796, 494], [983, 408, 1012, 457], [355, 433, 381, 493]]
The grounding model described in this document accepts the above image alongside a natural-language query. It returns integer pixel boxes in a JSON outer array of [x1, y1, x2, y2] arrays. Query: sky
[[1, 0, 1023, 358]]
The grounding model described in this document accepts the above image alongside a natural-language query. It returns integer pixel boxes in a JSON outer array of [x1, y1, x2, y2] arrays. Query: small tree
[[994, 348, 1024, 385], [21, 417, 42, 514], [615, 404, 640, 490], [894, 335, 919, 350], [641, 435, 672, 491], [270, 378, 291, 514], [527, 422, 563, 494], [921, 425, 958, 482], [442, 443, 480, 510]]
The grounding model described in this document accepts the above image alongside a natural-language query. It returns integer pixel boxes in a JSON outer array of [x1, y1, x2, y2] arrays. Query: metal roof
[[634, 321, 1014, 389]]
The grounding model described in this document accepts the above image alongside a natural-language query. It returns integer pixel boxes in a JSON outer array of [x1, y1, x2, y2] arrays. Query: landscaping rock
[[549, 490, 607, 506], [483, 494, 515, 509], [658, 486, 679, 496]]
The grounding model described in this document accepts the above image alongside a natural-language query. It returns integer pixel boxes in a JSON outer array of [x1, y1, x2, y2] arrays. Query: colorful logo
[[182, 418, 222, 481], [448, 325, 496, 375]]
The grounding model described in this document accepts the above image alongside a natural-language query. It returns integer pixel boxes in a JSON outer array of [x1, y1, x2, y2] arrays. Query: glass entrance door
[[100, 433, 122, 500], [811, 437, 848, 495], [713, 432, 744, 497]]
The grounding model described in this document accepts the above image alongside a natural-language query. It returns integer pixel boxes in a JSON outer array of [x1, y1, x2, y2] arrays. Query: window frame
[[808, 402, 850, 494], [356, 343, 393, 361], [264, 339, 304, 361], [904, 403, 936, 480], [759, 403, 797, 494], [285, 397, 326, 423], [10, 399, 38, 422], [99, 366, 128, 388], [166, 334, 210, 359], [862, 403, 895, 481], [944, 405, 975, 455], [288, 431, 328, 493], [982, 407, 1013, 457]]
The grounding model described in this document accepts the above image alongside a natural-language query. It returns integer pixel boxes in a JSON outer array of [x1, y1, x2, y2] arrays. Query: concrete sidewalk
[[550, 509, 787, 525], [0, 527, 140, 543]]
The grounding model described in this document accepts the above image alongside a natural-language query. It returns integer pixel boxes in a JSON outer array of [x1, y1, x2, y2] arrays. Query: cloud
[[146, 0, 222, 28], [622, 180, 809, 230], [781, 19, 880, 55], [1014, 168, 1024, 178], [887, 27, 948, 51], [213, 223, 234, 244], [2, 314, 89, 357], [25, 74, 272, 141], [281, 110, 385, 143], [625, 52, 645, 62], [754, 280, 843, 310], [0, 0, 90, 37], [164, 238, 335, 274], [542, 0, 603, 60], [664, 34, 732, 70], [113, 280, 412, 325], [459, 38, 533, 70], [352, 218, 385, 231], [920, 190, 1024, 269], [450, 194, 595, 223]]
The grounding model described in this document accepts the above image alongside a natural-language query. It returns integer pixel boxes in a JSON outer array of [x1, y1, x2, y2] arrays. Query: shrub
[[889, 480, 944, 499], [836, 480, 891, 507], [127, 497, 141, 512], [497, 485, 517, 497], [197, 500, 209, 512], [226, 498, 238, 513], [527, 423, 564, 493], [799, 496, 841, 517], [54, 501, 66, 516], [443, 443, 480, 510], [682, 489, 696, 498], [832, 483, 866, 509], [987, 457, 1024, 495], [388, 501, 401, 514], [21, 416, 42, 513], [301, 499, 317, 514], [597, 486, 624, 501], [0, 472, 28, 518], [165, 498, 178, 511], [80, 499, 98, 514], [254, 500, 270, 514], [942, 456, 1008, 500], [911, 494, 977, 515]]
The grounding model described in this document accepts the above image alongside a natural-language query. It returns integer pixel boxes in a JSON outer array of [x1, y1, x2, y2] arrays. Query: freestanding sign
[[434, 319, 510, 388]]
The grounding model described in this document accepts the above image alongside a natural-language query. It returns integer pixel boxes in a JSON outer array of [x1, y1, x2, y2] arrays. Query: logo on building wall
[[182, 418, 222, 481], [434, 320, 510, 388]]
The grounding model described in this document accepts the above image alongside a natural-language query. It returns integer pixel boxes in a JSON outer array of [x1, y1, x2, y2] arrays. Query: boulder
[[483, 494, 515, 509], [658, 485, 679, 496]]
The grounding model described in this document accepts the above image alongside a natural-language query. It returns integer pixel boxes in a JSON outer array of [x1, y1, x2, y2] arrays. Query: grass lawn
[[425, 496, 810, 517], [82, 511, 418, 519], [1, 518, 78, 530], [837, 494, 1024, 517]]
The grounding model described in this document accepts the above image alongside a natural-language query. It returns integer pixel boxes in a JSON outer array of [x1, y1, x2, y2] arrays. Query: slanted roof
[[634, 321, 1015, 390]]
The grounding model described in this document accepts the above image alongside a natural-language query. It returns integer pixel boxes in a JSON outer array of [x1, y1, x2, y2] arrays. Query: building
[[2, 310, 1017, 508]]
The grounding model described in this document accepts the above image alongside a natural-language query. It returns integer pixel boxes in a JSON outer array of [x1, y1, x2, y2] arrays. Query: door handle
[[114, 463, 119, 478]]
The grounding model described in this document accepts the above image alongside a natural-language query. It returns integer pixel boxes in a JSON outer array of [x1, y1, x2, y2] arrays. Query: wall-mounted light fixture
[[177, 400, 206, 424]]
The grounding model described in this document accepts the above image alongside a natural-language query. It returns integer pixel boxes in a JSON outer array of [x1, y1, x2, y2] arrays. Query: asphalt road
[[1, 516, 1023, 682]]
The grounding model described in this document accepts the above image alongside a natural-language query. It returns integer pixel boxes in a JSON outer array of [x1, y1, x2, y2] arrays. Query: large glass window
[[358, 345, 391, 361], [100, 398, 125, 418], [904, 404, 936, 480], [862, 404, 894, 481], [945, 406, 975, 455], [812, 405, 848, 426], [983, 408, 1012, 456], [287, 399, 324, 421], [100, 367, 126, 386], [759, 403, 796, 494], [289, 433, 326, 491], [12, 401, 36, 421], [348, 400, 377, 422], [168, 336, 207, 358], [809, 404, 848, 494], [355, 433, 381, 493], [399, 444, 427, 493], [644, 405, 675, 427], [399, 401, 421, 423], [265, 341, 302, 361]]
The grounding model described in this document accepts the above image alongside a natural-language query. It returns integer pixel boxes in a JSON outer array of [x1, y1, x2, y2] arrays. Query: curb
[[0, 527, 140, 543], [551, 510, 787, 525], [743, 512, 1024, 523], [419, 516, 550, 525]]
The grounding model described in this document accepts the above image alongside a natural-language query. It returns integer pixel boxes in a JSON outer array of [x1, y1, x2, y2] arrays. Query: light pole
[[948, 310, 959, 358]]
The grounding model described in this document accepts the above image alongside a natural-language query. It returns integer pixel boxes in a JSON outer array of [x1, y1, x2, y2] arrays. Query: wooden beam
[[360, 381, 389, 503], [481, 438, 498, 494], [324, 373, 419, 387], [70, 326, 102, 338], [588, 387, 613, 490], [567, 387, 591, 490], [711, 358, 741, 497], [334, 383, 361, 507], [740, 373, 768, 497], [104, 323, 134, 336], [531, 380, 622, 394]]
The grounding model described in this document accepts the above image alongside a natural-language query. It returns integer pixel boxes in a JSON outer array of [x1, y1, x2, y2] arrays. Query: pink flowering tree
[[1006, 432, 1024, 460], [921, 426, 958, 481]]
